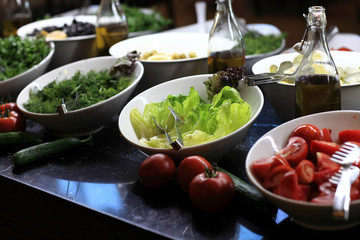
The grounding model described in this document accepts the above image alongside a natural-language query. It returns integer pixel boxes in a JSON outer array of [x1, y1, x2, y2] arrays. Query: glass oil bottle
[[0, 0, 32, 37], [295, 6, 340, 117], [207, 0, 245, 74], [96, 0, 128, 56]]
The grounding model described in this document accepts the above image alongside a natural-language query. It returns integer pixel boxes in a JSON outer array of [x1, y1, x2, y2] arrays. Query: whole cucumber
[[11, 136, 92, 168], [0, 132, 42, 146]]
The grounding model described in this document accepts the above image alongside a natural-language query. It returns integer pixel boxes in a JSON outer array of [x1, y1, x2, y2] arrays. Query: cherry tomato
[[310, 140, 341, 156], [295, 159, 316, 184], [338, 129, 360, 144], [0, 109, 26, 132], [290, 124, 323, 146], [177, 155, 212, 192], [279, 136, 308, 167], [139, 153, 176, 189], [320, 128, 333, 142], [315, 152, 340, 171], [188, 169, 235, 212]]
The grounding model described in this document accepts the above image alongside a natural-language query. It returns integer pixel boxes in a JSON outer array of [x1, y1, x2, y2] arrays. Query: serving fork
[[329, 142, 360, 221]]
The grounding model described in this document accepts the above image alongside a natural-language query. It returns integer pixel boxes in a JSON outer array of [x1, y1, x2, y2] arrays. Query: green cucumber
[[0, 131, 42, 146], [218, 167, 277, 218], [11, 135, 92, 168]]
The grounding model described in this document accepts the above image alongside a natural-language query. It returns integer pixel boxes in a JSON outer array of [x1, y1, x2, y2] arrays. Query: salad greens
[[0, 36, 51, 81], [243, 31, 287, 55], [130, 86, 251, 148], [122, 4, 172, 32]]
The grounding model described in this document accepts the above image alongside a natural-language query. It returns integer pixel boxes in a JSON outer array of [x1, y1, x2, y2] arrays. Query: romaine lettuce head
[[129, 86, 251, 148]]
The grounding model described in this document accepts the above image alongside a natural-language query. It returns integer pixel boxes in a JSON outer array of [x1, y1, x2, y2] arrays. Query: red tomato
[[310, 140, 341, 156], [0, 102, 19, 112], [176, 155, 212, 192], [251, 155, 288, 181], [338, 130, 360, 144], [295, 159, 316, 184], [276, 170, 307, 201], [316, 152, 340, 171], [311, 193, 334, 204], [279, 136, 308, 167], [139, 153, 176, 189], [263, 165, 293, 189], [320, 128, 333, 142], [0, 109, 26, 132], [337, 47, 352, 51], [290, 124, 323, 146], [188, 170, 235, 212]]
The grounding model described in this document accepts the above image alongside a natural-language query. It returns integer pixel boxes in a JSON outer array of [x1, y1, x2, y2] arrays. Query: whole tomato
[[188, 169, 235, 212], [0, 109, 26, 132], [139, 153, 176, 189], [176, 155, 212, 192]]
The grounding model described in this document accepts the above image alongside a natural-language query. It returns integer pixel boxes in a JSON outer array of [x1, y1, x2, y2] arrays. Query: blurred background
[[3, 0, 360, 48]]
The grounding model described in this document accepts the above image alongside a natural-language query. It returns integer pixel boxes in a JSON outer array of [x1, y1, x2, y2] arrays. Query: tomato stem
[[204, 167, 219, 178]]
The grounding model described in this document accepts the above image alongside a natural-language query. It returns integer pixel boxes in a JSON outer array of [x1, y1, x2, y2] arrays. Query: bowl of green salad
[[118, 68, 264, 163], [17, 54, 144, 137], [0, 36, 55, 99]]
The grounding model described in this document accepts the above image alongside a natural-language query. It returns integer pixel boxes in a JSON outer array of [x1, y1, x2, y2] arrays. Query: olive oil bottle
[[207, 0, 245, 74], [295, 6, 340, 117], [96, 0, 128, 56], [0, 0, 32, 37]]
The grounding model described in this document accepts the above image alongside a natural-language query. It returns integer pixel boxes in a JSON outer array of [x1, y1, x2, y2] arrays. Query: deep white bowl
[[118, 74, 264, 162], [252, 51, 360, 121], [246, 110, 360, 230], [17, 15, 97, 70], [109, 27, 285, 92], [110, 32, 209, 92], [0, 41, 54, 99], [17, 56, 144, 137]]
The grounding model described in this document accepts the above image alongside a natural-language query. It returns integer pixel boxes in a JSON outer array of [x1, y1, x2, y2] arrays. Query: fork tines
[[330, 142, 360, 165]]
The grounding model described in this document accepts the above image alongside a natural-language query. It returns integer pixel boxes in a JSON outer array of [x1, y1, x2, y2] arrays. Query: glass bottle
[[207, 0, 245, 74], [295, 6, 340, 117], [96, 0, 129, 56], [0, 0, 32, 37]]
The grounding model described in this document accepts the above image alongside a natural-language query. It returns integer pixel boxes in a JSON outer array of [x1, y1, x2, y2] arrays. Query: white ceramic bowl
[[246, 110, 360, 230], [0, 42, 54, 99], [252, 51, 360, 121], [118, 74, 263, 163], [17, 56, 144, 137], [109, 28, 285, 92], [17, 15, 97, 70], [110, 32, 209, 92]]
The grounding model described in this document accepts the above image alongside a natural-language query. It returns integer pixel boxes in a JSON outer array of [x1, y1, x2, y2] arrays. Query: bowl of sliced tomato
[[245, 110, 360, 230]]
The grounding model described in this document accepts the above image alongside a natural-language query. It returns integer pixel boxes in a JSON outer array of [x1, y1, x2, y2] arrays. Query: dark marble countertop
[[1, 100, 360, 240]]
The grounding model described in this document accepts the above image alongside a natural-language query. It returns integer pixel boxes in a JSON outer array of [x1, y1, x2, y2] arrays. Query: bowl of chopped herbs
[[16, 52, 144, 136], [0, 36, 55, 99]]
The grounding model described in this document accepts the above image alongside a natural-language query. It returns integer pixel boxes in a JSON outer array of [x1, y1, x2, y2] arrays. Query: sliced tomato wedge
[[316, 152, 340, 171], [310, 140, 341, 156], [295, 159, 316, 184], [251, 155, 288, 181], [338, 129, 360, 144], [279, 136, 308, 167], [263, 165, 293, 189], [320, 128, 333, 142], [311, 193, 334, 204], [276, 170, 307, 201]]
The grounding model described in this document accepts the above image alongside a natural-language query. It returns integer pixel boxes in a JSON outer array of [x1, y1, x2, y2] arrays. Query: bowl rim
[[0, 41, 55, 84], [246, 109, 360, 207], [17, 56, 144, 116], [109, 31, 210, 63], [119, 73, 264, 151], [17, 15, 97, 41]]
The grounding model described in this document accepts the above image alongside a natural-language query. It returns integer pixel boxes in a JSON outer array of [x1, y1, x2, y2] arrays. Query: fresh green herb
[[122, 4, 172, 32], [242, 31, 287, 55], [0, 36, 51, 81], [24, 70, 134, 113]]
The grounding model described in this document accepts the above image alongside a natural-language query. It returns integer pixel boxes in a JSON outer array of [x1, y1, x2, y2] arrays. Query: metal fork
[[329, 142, 360, 221], [168, 106, 184, 150], [152, 116, 182, 151]]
